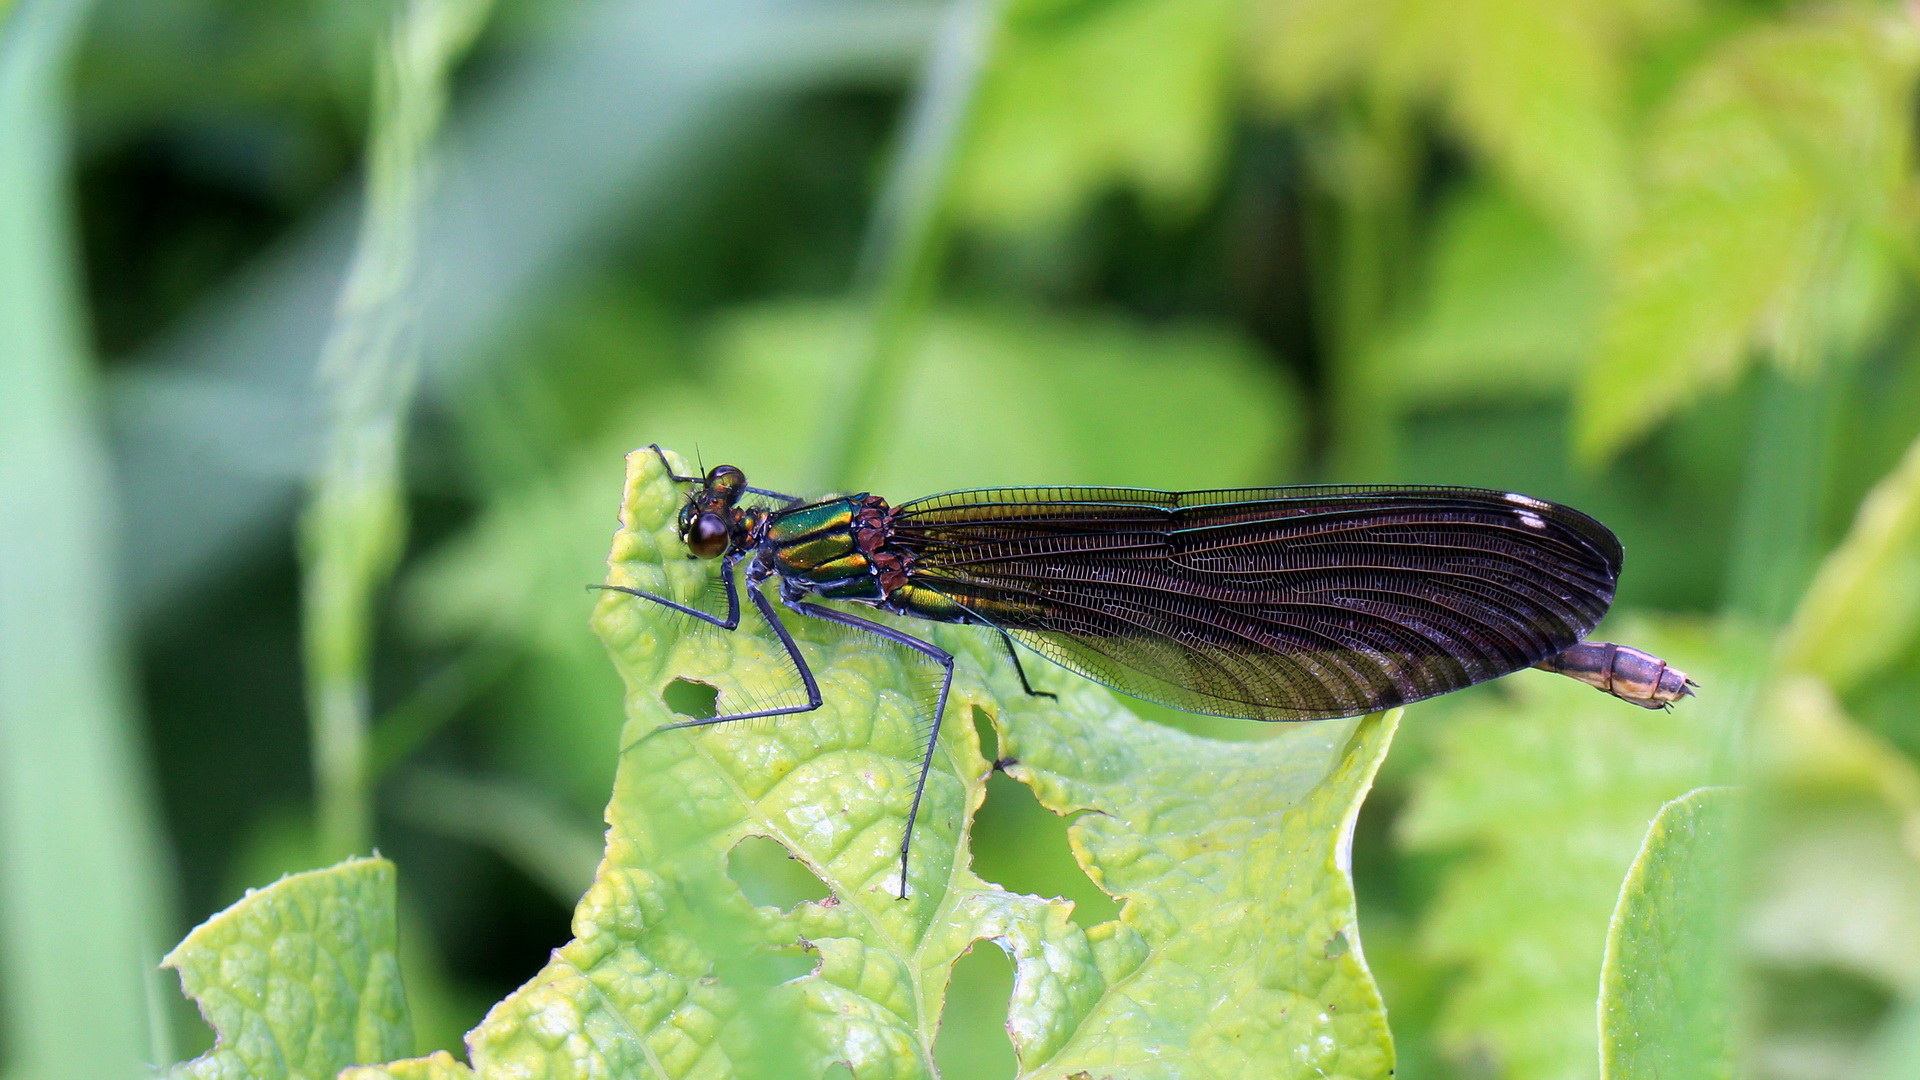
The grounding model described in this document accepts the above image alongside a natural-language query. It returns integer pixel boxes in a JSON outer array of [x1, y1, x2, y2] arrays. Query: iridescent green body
[[766, 498, 885, 603], [764, 495, 973, 620]]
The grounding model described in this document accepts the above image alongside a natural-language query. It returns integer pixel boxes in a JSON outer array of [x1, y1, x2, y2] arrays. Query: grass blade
[[303, 0, 492, 860], [0, 0, 175, 1074]]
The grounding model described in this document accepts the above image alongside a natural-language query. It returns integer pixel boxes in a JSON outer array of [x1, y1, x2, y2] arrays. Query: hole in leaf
[[970, 770, 1121, 925], [728, 834, 831, 909], [820, 1065, 855, 1079], [663, 677, 719, 720], [932, 941, 1016, 1079], [971, 704, 999, 763]]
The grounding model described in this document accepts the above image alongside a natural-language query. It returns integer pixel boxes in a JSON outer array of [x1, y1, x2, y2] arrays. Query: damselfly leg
[[592, 553, 824, 735], [998, 631, 1056, 700], [654, 581, 824, 732], [784, 597, 954, 900], [648, 443, 801, 506]]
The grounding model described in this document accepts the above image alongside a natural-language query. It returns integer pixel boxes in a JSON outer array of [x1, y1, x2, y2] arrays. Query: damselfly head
[[677, 464, 750, 559]]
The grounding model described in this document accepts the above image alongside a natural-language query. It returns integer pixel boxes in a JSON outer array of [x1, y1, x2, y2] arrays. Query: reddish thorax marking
[[851, 495, 914, 594]]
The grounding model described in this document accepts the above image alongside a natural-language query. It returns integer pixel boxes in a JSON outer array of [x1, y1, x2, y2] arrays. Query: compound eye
[[687, 512, 730, 558]]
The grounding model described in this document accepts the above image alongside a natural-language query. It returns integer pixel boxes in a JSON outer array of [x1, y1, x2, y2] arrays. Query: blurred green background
[[5, 0, 1920, 1077]]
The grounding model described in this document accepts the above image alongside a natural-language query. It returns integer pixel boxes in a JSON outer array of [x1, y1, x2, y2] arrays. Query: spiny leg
[[648, 441, 803, 505], [595, 558, 824, 748], [654, 584, 825, 732], [786, 598, 953, 900], [998, 631, 1056, 700], [746, 484, 804, 506], [647, 443, 703, 484], [591, 548, 745, 630]]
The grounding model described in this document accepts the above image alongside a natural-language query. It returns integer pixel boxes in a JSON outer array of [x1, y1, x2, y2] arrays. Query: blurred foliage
[[1397, 621, 1729, 1080], [9, 0, 1920, 1076]]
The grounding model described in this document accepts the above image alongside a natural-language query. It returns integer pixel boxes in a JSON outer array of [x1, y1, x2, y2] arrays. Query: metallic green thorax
[[766, 496, 887, 602]]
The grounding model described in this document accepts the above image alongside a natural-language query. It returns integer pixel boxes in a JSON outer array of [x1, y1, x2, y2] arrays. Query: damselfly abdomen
[[599, 446, 1693, 896]]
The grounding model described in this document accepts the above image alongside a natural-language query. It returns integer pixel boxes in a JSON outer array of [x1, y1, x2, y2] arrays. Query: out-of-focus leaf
[[1399, 620, 1725, 1080], [1249, 0, 1659, 248], [1870, 993, 1920, 1080], [689, 301, 1301, 493], [1779, 429, 1920, 691], [1749, 677, 1920, 991], [1598, 786, 1739, 1080], [393, 448, 1398, 1078], [1578, 11, 1919, 462], [1744, 676, 1920, 1079], [1388, 182, 1596, 405], [164, 856, 412, 1079], [955, 0, 1238, 229]]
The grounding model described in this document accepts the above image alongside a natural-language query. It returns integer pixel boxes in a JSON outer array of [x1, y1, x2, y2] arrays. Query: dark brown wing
[[889, 485, 1621, 720]]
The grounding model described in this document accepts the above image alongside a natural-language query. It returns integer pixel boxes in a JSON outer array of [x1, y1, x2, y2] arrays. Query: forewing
[[891, 486, 1622, 720]]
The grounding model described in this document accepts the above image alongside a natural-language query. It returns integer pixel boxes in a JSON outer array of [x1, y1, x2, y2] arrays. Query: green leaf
[[1598, 786, 1739, 1080], [1748, 676, 1920, 994], [1249, 0, 1650, 248], [164, 856, 412, 1080], [398, 446, 1397, 1078], [1387, 182, 1597, 405], [345, 1050, 476, 1080], [955, 0, 1239, 230], [1399, 620, 1726, 1080], [1578, 11, 1920, 462], [1779, 429, 1920, 691]]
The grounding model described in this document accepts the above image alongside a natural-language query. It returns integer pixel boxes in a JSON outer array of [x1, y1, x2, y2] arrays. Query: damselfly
[[599, 446, 1693, 896]]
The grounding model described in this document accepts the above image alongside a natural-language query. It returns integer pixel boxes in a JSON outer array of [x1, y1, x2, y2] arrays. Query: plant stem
[[1308, 100, 1416, 482], [810, 0, 1001, 490], [1725, 363, 1843, 630], [303, 0, 492, 862], [0, 0, 177, 1074], [393, 769, 602, 904]]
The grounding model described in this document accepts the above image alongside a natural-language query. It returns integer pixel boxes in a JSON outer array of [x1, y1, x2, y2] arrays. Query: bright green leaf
[[1579, 11, 1919, 461], [955, 0, 1239, 230], [1388, 182, 1597, 405], [1400, 620, 1725, 1080], [1779, 429, 1920, 691], [164, 856, 412, 1080], [1598, 786, 1739, 1080], [1748, 676, 1920, 994], [1248, 0, 1652, 248], [404, 446, 1398, 1078]]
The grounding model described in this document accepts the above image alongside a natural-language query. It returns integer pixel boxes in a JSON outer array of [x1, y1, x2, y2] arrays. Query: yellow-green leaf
[[1249, 0, 1648, 248], [955, 0, 1239, 230], [1779, 429, 1920, 691], [164, 856, 412, 1080], [1579, 11, 1919, 462], [344, 1050, 476, 1080]]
